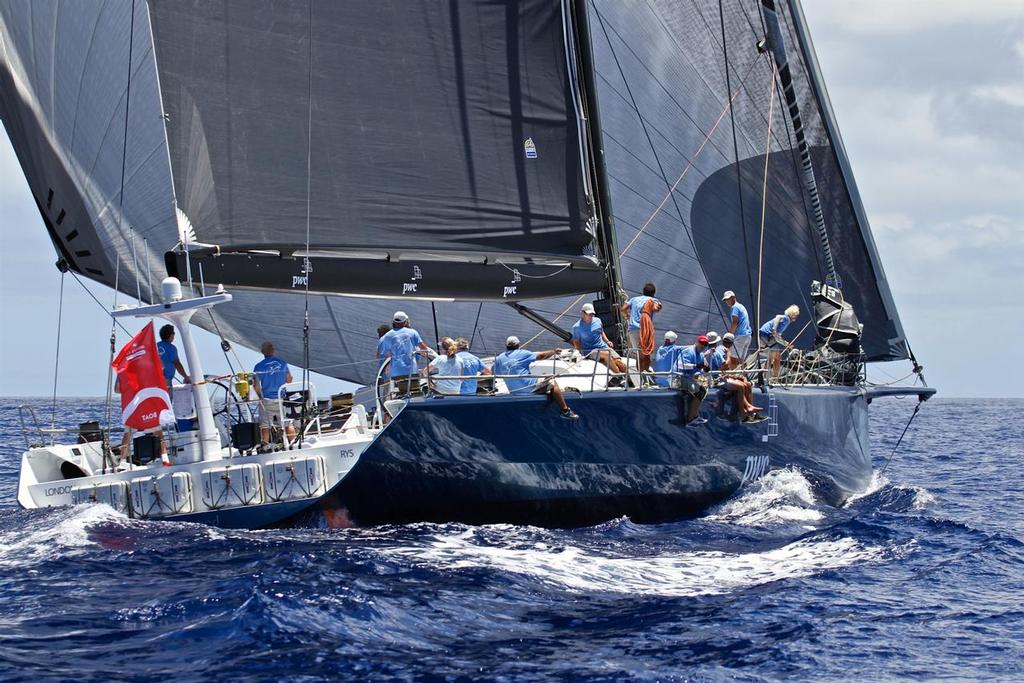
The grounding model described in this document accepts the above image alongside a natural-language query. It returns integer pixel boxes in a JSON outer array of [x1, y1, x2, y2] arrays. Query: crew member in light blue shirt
[[571, 303, 625, 373], [156, 324, 189, 388], [254, 340, 295, 445], [672, 335, 710, 425], [620, 282, 662, 371], [455, 337, 490, 395], [759, 305, 800, 378], [427, 339, 464, 395], [652, 330, 679, 387], [493, 336, 578, 419], [722, 290, 752, 365], [379, 311, 433, 396]]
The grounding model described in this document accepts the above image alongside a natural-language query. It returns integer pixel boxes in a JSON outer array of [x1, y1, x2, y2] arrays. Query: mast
[[759, 0, 839, 288], [568, 0, 626, 346]]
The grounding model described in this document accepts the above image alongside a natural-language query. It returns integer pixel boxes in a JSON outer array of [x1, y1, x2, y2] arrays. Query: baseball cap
[[697, 335, 709, 344], [664, 330, 678, 341], [393, 311, 409, 323], [581, 303, 596, 315], [723, 332, 735, 342], [505, 335, 521, 347], [721, 290, 735, 301]]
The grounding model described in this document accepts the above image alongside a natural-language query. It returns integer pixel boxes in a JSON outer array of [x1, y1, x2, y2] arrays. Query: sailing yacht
[[2, 0, 932, 529]]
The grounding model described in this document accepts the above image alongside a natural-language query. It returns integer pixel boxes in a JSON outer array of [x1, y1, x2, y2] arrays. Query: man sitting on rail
[[653, 330, 679, 387], [493, 336, 578, 420], [571, 303, 626, 374], [671, 335, 711, 425]]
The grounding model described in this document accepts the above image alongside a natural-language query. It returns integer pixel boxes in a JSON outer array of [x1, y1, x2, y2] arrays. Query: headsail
[[586, 0, 909, 361]]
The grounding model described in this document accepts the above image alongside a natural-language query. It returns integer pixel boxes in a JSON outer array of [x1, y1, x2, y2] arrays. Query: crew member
[[652, 330, 679, 387], [379, 311, 433, 396], [493, 336, 578, 420], [157, 324, 189, 389], [722, 291, 752, 366], [572, 303, 626, 373], [621, 283, 662, 371], [759, 305, 800, 378], [672, 335, 711, 425], [455, 337, 490, 395], [253, 341, 295, 445], [427, 339, 463, 395]]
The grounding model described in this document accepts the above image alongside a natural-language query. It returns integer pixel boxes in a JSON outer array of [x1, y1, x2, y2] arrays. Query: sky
[[1, 0, 1022, 398]]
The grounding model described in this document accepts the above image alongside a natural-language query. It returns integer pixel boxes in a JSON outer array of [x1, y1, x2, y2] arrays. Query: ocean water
[[0, 397, 1021, 681]]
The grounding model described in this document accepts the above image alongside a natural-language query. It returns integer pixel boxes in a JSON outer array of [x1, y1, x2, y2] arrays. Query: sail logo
[[524, 138, 538, 159], [741, 455, 769, 484], [502, 286, 517, 298], [402, 283, 418, 294], [412, 265, 422, 280], [291, 275, 308, 288]]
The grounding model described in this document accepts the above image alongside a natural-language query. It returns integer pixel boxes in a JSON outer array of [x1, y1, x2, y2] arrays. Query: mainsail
[[1, 0, 910, 388]]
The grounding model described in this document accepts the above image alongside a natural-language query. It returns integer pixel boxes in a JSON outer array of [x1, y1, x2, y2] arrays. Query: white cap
[[393, 311, 409, 323], [581, 303, 596, 315], [506, 335, 521, 347], [723, 332, 735, 341], [705, 331, 721, 345], [721, 290, 736, 301], [664, 330, 678, 342]]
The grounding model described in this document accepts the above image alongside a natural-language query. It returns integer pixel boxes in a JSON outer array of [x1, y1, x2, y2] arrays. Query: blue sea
[[0, 397, 1021, 681]]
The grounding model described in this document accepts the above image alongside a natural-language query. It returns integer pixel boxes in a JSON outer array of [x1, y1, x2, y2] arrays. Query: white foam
[[0, 504, 127, 567], [706, 467, 823, 526], [844, 471, 936, 511], [381, 528, 884, 598]]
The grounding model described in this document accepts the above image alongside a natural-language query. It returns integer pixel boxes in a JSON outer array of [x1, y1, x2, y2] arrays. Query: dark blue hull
[[303, 385, 872, 528]]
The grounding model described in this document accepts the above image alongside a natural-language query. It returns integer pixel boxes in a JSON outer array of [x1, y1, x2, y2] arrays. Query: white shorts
[[729, 335, 751, 360], [259, 399, 283, 428], [627, 329, 641, 352]]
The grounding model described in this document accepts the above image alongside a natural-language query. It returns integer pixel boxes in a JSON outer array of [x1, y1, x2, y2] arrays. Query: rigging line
[[117, 0, 136, 283], [102, 257, 121, 474], [431, 302, 441, 350], [754, 61, 778, 343], [143, 236, 153, 304], [49, 270, 66, 431], [616, 56, 759, 258], [299, 0, 314, 446], [469, 302, 484, 352], [495, 261, 573, 279], [878, 401, 923, 478], [130, 227, 141, 305], [719, 0, 756, 311], [67, 269, 131, 336]]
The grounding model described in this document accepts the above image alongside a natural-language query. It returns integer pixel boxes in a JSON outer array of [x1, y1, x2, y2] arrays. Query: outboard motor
[[811, 281, 862, 354]]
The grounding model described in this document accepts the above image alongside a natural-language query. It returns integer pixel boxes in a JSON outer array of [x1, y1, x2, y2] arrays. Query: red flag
[[112, 322, 173, 431]]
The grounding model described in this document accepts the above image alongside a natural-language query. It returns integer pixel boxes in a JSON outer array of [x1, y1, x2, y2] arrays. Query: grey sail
[[0, 0, 176, 301], [148, 0, 606, 301], [586, 0, 909, 361]]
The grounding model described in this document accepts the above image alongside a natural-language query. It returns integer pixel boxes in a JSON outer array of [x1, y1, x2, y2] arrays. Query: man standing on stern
[[253, 341, 294, 446]]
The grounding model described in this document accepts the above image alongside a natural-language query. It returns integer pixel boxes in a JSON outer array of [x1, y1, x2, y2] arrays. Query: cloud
[[805, 1, 1024, 36]]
